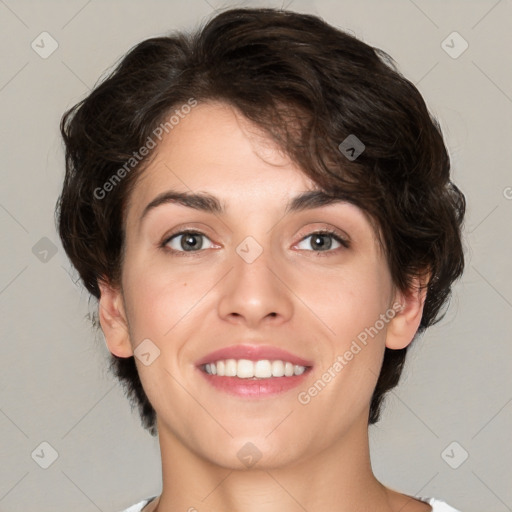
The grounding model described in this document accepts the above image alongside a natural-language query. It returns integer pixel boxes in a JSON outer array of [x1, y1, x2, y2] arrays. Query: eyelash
[[160, 228, 350, 257]]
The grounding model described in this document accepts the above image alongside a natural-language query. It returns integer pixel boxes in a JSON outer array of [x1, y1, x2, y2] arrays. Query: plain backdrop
[[0, 0, 511, 511]]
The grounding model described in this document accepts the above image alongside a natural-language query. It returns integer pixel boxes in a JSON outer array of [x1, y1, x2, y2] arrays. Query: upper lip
[[196, 344, 314, 367]]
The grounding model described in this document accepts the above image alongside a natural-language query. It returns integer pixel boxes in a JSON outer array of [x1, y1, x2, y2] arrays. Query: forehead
[[122, 101, 381, 249], [125, 101, 319, 219]]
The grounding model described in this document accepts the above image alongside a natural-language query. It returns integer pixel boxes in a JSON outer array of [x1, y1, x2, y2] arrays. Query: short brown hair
[[56, 7, 466, 436]]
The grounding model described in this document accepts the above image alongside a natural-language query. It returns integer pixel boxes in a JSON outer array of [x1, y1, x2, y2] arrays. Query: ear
[[385, 275, 429, 350], [97, 278, 134, 358]]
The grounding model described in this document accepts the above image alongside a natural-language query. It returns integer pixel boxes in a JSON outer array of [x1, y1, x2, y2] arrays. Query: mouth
[[195, 344, 314, 397]]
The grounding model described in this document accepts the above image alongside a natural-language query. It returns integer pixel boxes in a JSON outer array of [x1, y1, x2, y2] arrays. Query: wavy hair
[[56, 7, 466, 436]]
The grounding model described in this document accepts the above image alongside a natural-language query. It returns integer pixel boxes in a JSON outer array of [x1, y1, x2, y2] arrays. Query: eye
[[162, 230, 215, 253], [295, 230, 349, 252]]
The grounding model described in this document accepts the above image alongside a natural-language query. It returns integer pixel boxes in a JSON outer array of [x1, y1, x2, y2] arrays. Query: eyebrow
[[139, 189, 349, 224]]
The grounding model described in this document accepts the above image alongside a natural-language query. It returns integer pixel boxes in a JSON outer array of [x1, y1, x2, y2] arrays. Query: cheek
[[122, 255, 209, 335], [295, 257, 392, 408], [296, 259, 391, 340], [298, 268, 390, 417]]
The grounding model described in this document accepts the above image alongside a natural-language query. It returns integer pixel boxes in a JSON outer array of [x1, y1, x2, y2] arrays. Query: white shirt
[[120, 495, 462, 511]]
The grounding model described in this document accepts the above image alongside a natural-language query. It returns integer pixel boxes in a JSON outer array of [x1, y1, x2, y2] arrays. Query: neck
[[151, 412, 396, 512]]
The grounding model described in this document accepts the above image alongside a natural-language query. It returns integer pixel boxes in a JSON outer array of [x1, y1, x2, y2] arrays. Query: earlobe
[[385, 277, 429, 350], [97, 278, 134, 358]]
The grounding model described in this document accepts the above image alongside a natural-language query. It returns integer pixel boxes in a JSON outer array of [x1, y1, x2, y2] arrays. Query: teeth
[[225, 359, 237, 377], [203, 359, 308, 378], [284, 362, 294, 377], [271, 360, 284, 377]]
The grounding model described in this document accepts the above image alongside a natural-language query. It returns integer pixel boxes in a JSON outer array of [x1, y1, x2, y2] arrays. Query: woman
[[56, 7, 465, 512]]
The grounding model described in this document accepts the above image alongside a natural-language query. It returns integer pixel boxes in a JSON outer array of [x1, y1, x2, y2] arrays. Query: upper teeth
[[203, 359, 307, 378]]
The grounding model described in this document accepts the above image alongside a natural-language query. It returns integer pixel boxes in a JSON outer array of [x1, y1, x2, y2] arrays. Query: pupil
[[312, 234, 331, 251], [183, 234, 200, 250]]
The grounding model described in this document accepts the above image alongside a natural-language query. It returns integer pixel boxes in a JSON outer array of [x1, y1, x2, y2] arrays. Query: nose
[[217, 239, 294, 328]]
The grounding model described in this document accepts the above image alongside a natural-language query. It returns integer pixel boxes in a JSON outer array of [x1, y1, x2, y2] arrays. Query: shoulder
[[419, 496, 462, 512], [117, 496, 158, 512]]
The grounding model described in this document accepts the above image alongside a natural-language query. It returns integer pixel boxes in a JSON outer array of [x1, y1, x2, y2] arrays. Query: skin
[[99, 101, 431, 512]]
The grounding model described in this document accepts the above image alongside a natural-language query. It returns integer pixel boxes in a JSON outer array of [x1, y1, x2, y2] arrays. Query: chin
[[203, 435, 300, 471]]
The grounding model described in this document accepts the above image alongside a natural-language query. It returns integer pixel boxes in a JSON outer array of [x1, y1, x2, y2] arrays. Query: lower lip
[[196, 367, 312, 397]]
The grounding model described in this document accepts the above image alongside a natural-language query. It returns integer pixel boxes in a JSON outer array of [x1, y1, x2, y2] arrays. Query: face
[[100, 101, 419, 470]]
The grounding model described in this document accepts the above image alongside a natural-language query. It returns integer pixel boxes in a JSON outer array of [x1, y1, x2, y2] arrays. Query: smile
[[202, 358, 308, 379]]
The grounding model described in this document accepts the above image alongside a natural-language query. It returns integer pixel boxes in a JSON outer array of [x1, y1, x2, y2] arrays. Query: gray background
[[0, 0, 511, 511]]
